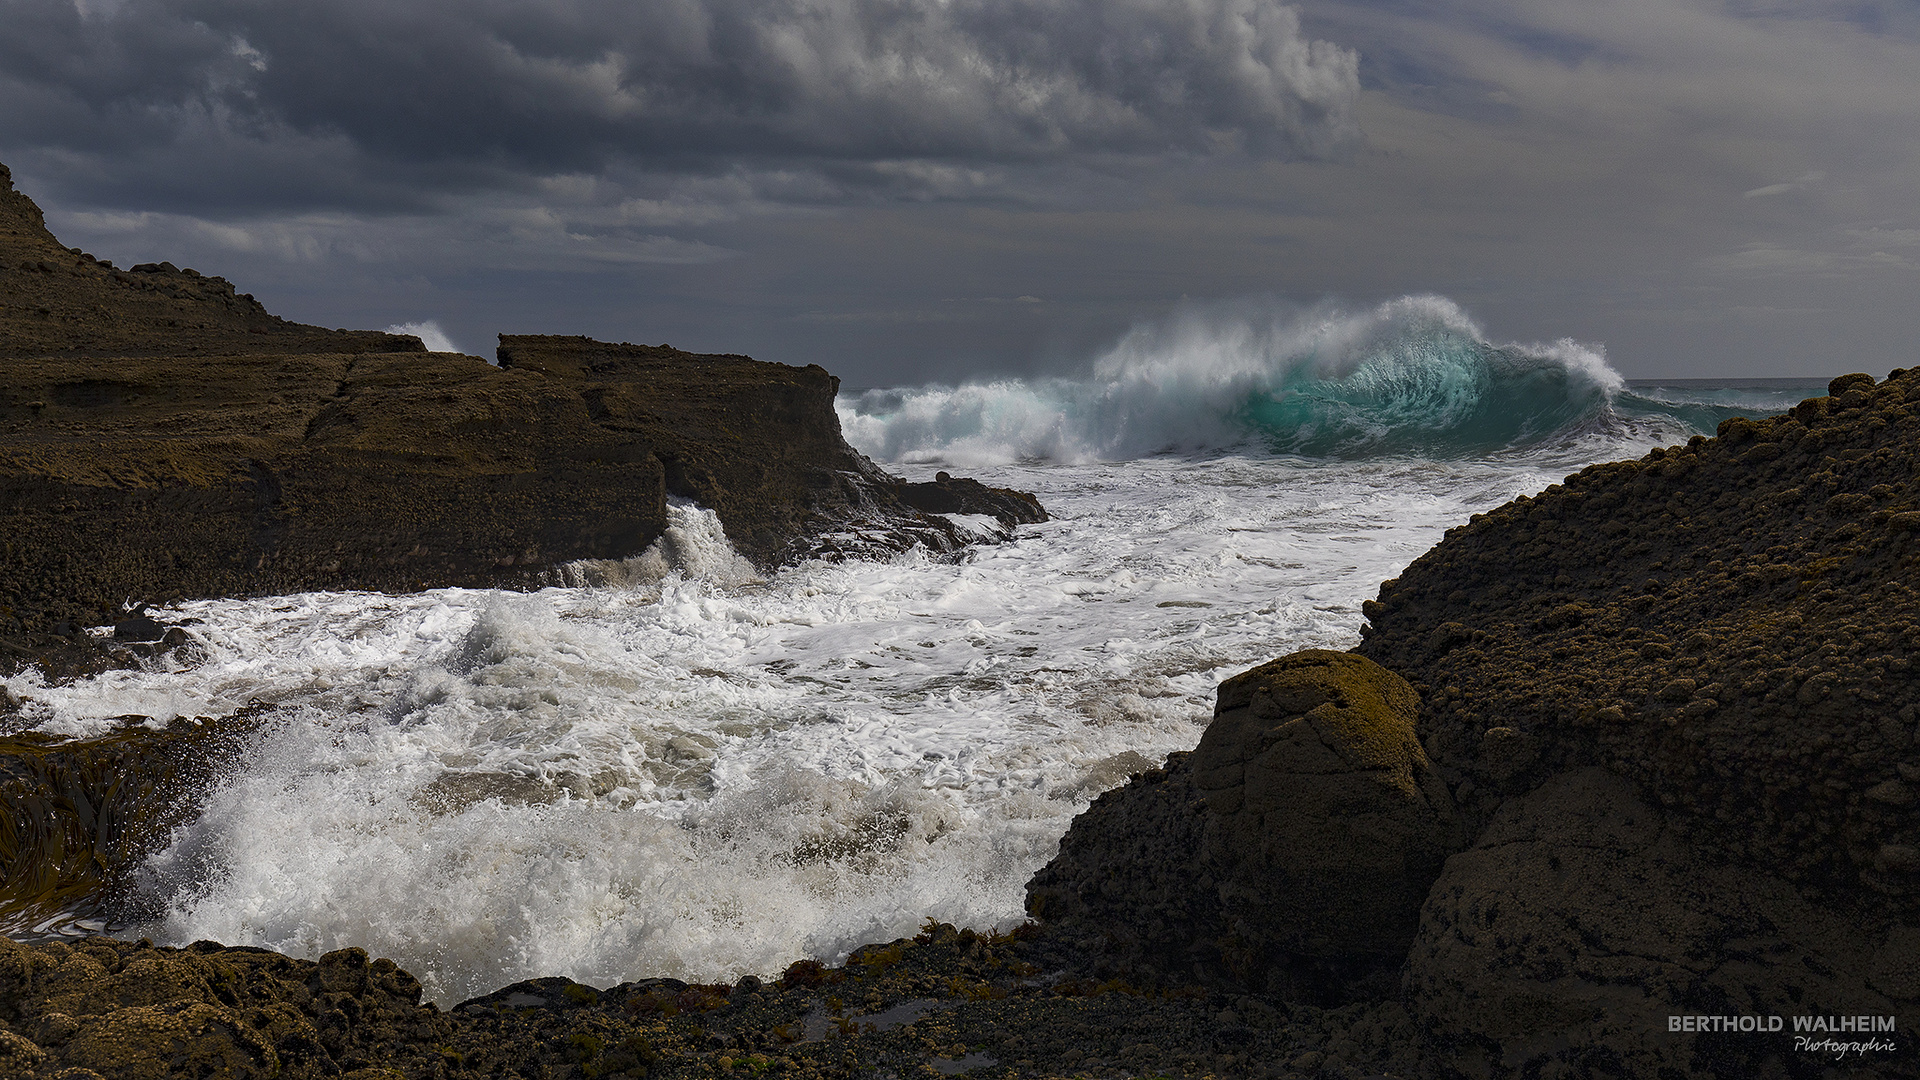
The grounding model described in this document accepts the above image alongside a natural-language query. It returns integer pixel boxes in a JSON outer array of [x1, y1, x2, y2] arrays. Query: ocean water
[[2, 296, 1826, 1005]]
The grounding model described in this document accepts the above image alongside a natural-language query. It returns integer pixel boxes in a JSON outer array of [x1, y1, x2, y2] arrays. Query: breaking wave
[[839, 295, 1807, 466]]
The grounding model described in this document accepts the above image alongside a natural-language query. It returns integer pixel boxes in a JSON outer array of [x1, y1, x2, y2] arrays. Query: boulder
[[1193, 650, 1455, 997], [1411, 767, 1912, 1078], [1028, 650, 1454, 1000]]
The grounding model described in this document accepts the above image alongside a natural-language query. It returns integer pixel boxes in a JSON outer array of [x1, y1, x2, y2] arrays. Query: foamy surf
[[0, 295, 1829, 1005], [838, 296, 1818, 467], [4, 454, 1563, 1004]]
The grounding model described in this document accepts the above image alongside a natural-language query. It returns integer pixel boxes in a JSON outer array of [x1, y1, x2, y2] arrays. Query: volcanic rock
[[1356, 368, 1920, 922], [0, 162, 1044, 658], [1028, 650, 1454, 1001], [1411, 766, 1903, 1077]]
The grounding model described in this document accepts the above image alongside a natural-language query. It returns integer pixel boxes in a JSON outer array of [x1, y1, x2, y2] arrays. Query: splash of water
[[840, 296, 1636, 465]]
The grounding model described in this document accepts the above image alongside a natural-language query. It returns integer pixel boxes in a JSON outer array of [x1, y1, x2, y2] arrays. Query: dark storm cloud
[[4, 0, 1915, 384], [0, 0, 1360, 213]]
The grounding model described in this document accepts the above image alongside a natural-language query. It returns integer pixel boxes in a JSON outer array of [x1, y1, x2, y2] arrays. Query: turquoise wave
[[837, 296, 1828, 465]]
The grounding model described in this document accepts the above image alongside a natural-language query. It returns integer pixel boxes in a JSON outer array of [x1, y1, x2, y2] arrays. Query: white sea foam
[[8, 456, 1566, 1004], [837, 296, 1626, 466], [4, 288, 1827, 1003]]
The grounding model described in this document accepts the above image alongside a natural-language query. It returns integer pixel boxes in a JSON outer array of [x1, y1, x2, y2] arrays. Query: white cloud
[[1743, 171, 1825, 198], [1703, 242, 1915, 275]]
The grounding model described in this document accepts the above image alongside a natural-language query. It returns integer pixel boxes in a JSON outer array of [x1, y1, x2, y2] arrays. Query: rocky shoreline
[[3, 156, 1917, 1078], [0, 159, 1044, 677]]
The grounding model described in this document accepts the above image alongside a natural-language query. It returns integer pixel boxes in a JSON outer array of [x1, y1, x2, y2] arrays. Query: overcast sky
[[3, 0, 1915, 383]]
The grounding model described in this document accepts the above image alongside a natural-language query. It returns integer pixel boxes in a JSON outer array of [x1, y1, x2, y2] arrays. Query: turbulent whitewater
[[1, 297, 1824, 1005], [841, 296, 1796, 466]]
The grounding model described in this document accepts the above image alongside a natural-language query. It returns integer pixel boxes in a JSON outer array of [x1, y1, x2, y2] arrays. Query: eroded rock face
[[0, 164, 1045, 656], [1411, 767, 1910, 1079], [1027, 650, 1452, 1000], [1357, 368, 1920, 920]]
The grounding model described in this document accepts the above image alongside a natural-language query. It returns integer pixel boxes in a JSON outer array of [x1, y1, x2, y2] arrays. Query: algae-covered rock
[[0, 707, 274, 936], [1028, 650, 1452, 999], [0, 939, 444, 1079], [58, 1000, 278, 1079], [1194, 651, 1454, 996]]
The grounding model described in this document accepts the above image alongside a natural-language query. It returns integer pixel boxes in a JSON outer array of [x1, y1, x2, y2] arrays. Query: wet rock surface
[[0, 928, 1422, 1079], [0, 163, 1044, 671], [0, 706, 276, 936]]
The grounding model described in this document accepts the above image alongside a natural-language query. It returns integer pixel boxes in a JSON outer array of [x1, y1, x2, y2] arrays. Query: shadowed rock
[[1411, 767, 1906, 1078], [1028, 650, 1453, 1001], [1357, 367, 1920, 923], [0, 163, 1044, 663], [1194, 651, 1455, 996]]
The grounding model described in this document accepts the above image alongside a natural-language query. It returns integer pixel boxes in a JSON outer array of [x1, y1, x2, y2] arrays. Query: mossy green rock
[[1028, 650, 1452, 1000], [1194, 651, 1454, 992]]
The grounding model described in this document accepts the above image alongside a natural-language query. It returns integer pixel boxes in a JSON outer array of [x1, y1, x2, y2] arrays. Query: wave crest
[[839, 296, 1629, 465]]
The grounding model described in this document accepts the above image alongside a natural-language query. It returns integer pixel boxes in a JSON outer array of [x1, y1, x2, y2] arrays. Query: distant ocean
[[3, 295, 1827, 1004]]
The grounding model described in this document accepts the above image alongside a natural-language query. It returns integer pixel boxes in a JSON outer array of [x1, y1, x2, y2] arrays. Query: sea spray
[[838, 295, 1773, 466], [14, 453, 1526, 1004], [550, 499, 762, 590], [2, 297, 1830, 1005]]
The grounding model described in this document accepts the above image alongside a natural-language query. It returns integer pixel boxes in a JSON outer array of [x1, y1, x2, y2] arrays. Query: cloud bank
[[0, 0, 1360, 213]]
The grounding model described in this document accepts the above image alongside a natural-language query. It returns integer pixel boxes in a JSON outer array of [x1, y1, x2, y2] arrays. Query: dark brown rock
[[1410, 767, 1911, 1078], [0, 163, 420, 360], [1356, 367, 1920, 922], [1027, 650, 1453, 1001], [1194, 651, 1454, 997], [0, 707, 276, 935], [0, 163, 1045, 665], [0, 929, 1364, 1080]]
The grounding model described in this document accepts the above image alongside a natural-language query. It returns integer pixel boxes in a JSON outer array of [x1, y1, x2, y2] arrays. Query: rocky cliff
[[0, 164, 419, 360], [1031, 369, 1920, 1077], [0, 162, 1042, 662]]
